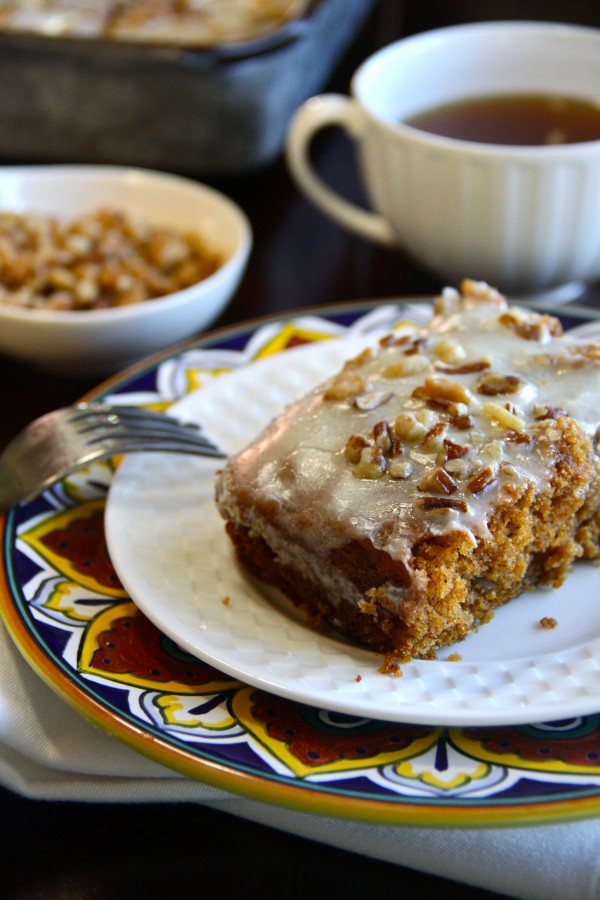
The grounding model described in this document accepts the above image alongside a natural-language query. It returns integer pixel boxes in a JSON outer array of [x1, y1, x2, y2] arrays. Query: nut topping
[[432, 337, 466, 364], [436, 359, 492, 375], [450, 413, 475, 430], [413, 376, 472, 406], [324, 372, 367, 400], [476, 373, 522, 395], [353, 446, 387, 479], [534, 405, 568, 421], [417, 496, 469, 513], [418, 466, 458, 495], [499, 309, 563, 340], [421, 420, 448, 451], [354, 391, 393, 411], [389, 460, 413, 479], [443, 438, 469, 460], [393, 413, 427, 442], [383, 355, 429, 378], [467, 464, 498, 496], [344, 433, 369, 463], [481, 402, 526, 433]]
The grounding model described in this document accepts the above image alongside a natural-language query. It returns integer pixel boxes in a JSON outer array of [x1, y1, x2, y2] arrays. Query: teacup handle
[[286, 95, 397, 246]]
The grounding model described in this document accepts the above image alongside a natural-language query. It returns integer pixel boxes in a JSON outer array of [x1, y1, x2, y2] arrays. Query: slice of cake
[[215, 281, 600, 661]]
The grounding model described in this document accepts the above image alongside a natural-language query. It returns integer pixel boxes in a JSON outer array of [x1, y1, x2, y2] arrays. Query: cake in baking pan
[[216, 280, 600, 661], [0, 0, 311, 45]]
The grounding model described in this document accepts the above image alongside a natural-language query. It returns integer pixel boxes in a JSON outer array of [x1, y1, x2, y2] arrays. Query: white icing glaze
[[216, 283, 600, 572]]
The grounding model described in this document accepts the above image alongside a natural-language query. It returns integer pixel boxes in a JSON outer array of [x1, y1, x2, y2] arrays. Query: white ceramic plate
[[105, 339, 600, 727]]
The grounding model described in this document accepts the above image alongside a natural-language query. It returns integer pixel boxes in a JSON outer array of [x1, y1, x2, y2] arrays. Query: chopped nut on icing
[[353, 446, 387, 479], [394, 413, 427, 442], [354, 390, 393, 411], [534, 405, 568, 420], [373, 420, 393, 452], [444, 438, 469, 460], [344, 433, 369, 463], [467, 464, 498, 496], [324, 372, 367, 400], [450, 413, 475, 430], [413, 376, 473, 406], [499, 308, 563, 341], [433, 337, 466, 364], [436, 359, 492, 375], [481, 402, 526, 433], [389, 460, 413, 479], [421, 421, 448, 451], [383, 354, 429, 378], [476, 372, 522, 395], [418, 466, 458, 495], [417, 496, 469, 512], [481, 440, 504, 462]]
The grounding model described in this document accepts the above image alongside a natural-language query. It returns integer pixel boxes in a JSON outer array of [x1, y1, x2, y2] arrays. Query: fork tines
[[70, 402, 225, 457]]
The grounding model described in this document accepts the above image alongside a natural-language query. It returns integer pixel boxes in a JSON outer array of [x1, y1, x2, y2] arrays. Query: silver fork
[[0, 401, 226, 508]]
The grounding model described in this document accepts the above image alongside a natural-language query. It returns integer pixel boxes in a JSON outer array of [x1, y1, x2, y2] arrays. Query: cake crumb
[[221, 596, 231, 606], [447, 652, 463, 661], [540, 616, 558, 629], [380, 654, 403, 677]]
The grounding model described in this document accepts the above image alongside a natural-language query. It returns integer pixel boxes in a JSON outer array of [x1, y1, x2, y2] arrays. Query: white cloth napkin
[[1, 620, 599, 900]]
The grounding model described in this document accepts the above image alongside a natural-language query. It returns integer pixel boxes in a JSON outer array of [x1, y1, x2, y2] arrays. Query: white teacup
[[286, 21, 600, 298]]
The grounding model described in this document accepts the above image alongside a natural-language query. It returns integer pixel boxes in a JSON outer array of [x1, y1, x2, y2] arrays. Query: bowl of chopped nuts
[[0, 165, 252, 374]]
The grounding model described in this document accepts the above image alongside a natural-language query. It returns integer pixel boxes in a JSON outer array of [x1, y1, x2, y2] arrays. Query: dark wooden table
[[0, 4, 599, 899]]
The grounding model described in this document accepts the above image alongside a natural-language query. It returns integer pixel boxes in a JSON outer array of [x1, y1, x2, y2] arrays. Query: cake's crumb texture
[[216, 280, 600, 661]]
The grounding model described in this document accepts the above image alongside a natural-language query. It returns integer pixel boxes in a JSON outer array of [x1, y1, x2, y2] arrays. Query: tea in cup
[[286, 21, 600, 298]]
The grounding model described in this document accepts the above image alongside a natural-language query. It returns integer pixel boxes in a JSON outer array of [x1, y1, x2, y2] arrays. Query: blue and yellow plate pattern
[[3, 299, 600, 827]]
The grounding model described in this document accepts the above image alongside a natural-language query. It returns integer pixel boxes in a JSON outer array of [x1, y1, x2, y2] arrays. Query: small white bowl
[[0, 165, 252, 375]]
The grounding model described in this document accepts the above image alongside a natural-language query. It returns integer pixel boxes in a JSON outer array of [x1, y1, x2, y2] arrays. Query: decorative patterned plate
[[3, 298, 600, 827]]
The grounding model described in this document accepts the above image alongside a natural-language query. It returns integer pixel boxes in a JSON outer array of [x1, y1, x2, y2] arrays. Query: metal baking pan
[[0, 0, 375, 175]]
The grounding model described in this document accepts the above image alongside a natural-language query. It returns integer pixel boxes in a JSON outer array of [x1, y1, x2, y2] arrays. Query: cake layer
[[216, 281, 600, 661]]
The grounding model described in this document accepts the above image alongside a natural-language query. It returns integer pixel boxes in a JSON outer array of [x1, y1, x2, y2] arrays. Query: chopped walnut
[[499, 308, 563, 341], [373, 420, 393, 453], [354, 391, 393, 411], [467, 464, 498, 495], [393, 413, 427, 442], [0, 208, 222, 310], [480, 402, 526, 433], [389, 460, 413, 479], [421, 420, 448, 451], [344, 434, 370, 464], [480, 440, 504, 462], [476, 373, 522, 395], [460, 279, 504, 303], [417, 496, 469, 512], [450, 413, 475, 430], [383, 354, 429, 378], [379, 332, 420, 349], [443, 438, 469, 460], [436, 359, 492, 375], [342, 348, 373, 371], [432, 337, 466, 365], [534, 346, 600, 370], [324, 372, 367, 401], [413, 376, 472, 406], [444, 457, 470, 478], [418, 466, 458, 495], [353, 446, 387, 479], [534, 405, 568, 421], [505, 430, 533, 446]]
